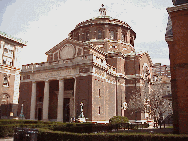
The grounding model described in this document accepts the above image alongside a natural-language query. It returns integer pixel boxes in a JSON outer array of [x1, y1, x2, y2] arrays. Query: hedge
[[38, 129, 188, 141], [0, 124, 15, 137]]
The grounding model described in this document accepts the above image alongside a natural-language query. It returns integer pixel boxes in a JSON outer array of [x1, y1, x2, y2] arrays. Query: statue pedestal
[[78, 117, 86, 123]]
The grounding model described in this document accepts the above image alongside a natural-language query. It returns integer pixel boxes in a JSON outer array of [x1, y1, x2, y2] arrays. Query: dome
[[69, 5, 136, 47]]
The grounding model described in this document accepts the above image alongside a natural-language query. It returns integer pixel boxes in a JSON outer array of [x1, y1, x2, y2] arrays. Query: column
[[43, 80, 49, 121], [73, 77, 76, 118], [57, 79, 64, 122], [30, 81, 36, 120]]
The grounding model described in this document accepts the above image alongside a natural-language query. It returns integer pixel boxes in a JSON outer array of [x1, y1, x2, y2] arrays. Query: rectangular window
[[4, 48, 8, 53], [98, 106, 100, 115], [99, 89, 100, 97], [54, 52, 58, 61], [77, 48, 82, 56], [98, 30, 102, 39], [27, 75, 30, 79], [3, 59, 6, 65]]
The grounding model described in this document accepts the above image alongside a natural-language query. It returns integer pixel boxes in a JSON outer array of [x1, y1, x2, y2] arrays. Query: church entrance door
[[63, 98, 70, 122]]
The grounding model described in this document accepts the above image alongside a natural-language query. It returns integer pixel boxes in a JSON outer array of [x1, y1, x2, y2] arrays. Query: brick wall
[[167, 4, 188, 134], [18, 81, 32, 119], [76, 75, 92, 120]]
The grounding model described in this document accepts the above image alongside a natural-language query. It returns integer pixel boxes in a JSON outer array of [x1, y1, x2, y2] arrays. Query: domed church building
[[18, 5, 152, 123]]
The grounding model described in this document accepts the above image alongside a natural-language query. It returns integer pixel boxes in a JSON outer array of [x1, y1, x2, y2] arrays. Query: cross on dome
[[99, 4, 106, 16]]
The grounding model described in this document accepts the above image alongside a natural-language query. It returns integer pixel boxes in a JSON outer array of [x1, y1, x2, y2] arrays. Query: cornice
[[167, 3, 188, 13], [0, 31, 27, 46]]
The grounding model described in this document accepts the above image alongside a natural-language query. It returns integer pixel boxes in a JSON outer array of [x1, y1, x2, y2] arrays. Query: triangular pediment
[[45, 38, 89, 55], [45, 38, 90, 61]]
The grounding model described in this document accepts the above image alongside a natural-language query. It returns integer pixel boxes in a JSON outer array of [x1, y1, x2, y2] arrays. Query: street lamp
[[19, 100, 25, 120]]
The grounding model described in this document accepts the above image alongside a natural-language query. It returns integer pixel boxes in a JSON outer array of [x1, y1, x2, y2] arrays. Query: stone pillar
[[57, 79, 64, 122], [30, 81, 36, 120], [43, 80, 49, 121]]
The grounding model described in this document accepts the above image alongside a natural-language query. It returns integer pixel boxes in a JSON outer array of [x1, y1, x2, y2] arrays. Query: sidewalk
[[116, 124, 173, 134], [0, 138, 13, 141]]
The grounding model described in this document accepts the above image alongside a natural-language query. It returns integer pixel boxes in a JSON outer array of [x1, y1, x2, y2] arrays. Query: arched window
[[0, 93, 10, 105], [85, 31, 90, 41], [121, 33, 125, 41], [110, 30, 115, 40], [130, 37, 134, 46], [75, 32, 79, 41], [98, 29, 102, 39]]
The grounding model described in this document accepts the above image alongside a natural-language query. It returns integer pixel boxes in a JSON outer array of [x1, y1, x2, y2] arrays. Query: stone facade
[[18, 6, 153, 123], [0, 31, 26, 119]]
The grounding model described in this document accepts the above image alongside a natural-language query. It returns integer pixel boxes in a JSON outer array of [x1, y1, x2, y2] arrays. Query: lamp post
[[19, 100, 25, 120], [19, 104, 25, 120]]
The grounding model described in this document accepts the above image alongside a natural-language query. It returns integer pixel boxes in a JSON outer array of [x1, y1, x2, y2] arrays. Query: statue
[[80, 102, 84, 118], [77, 102, 86, 122]]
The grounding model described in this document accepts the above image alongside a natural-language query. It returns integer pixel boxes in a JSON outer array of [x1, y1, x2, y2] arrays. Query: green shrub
[[37, 129, 188, 141], [0, 124, 16, 138], [109, 116, 129, 125]]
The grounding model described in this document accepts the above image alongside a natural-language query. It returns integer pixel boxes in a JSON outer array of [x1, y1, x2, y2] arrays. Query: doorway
[[63, 98, 70, 122], [38, 108, 42, 120]]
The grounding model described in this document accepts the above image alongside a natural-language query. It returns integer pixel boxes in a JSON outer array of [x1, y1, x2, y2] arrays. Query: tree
[[127, 82, 172, 121], [127, 90, 145, 121], [149, 82, 173, 119]]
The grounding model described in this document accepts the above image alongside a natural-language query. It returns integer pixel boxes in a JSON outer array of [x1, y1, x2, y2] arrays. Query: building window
[[121, 33, 126, 41], [27, 75, 30, 79], [38, 97, 43, 102], [77, 48, 82, 56], [10, 61, 13, 66], [3, 74, 9, 87], [99, 89, 100, 97], [1, 93, 10, 104], [86, 31, 90, 41], [54, 52, 58, 61], [75, 32, 79, 41], [98, 106, 100, 115], [3, 59, 6, 65], [110, 30, 115, 40], [112, 45, 116, 48], [130, 37, 134, 46], [98, 29, 102, 39], [4, 48, 8, 53]]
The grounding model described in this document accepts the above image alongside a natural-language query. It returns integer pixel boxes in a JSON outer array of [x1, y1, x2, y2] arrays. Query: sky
[[0, 0, 174, 67]]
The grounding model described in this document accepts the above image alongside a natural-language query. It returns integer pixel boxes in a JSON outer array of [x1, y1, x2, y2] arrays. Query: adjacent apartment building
[[0, 31, 26, 119]]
